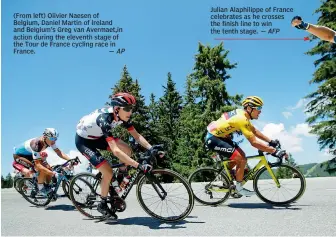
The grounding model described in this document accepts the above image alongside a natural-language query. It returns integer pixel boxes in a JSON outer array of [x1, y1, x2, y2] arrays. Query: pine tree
[[1, 175, 4, 188], [103, 65, 151, 164], [147, 93, 161, 145], [174, 42, 242, 177], [5, 173, 13, 188], [157, 73, 183, 159], [304, 0, 336, 174], [106, 65, 150, 141]]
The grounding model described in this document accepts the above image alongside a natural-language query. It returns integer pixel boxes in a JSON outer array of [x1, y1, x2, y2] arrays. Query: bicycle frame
[[207, 153, 281, 193], [223, 154, 280, 187], [92, 163, 166, 201]]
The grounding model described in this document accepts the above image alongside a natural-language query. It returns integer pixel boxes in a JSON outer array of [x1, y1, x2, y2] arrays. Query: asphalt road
[[2, 177, 336, 236]]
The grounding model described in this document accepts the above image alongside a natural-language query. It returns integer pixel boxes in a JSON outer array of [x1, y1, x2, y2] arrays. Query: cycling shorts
[[205, 132, 243, 160], [75, 133, 119, 168]]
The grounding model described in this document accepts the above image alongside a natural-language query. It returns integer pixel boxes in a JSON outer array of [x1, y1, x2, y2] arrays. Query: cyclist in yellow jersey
[[205, 96, 288, 196]]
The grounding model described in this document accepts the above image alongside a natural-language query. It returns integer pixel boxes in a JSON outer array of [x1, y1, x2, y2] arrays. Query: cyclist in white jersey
[[75, 92, 158, 219], [13, 128, 71, 195]]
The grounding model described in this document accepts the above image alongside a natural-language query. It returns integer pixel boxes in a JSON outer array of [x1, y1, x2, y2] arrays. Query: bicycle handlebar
[[53, 157, 81, 173]]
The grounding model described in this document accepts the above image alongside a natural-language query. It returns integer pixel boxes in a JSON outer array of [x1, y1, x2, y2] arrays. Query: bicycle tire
[[253, 163, 306, 205], [62, 180, 70, 199], [18, 178, 51, 206], [69, 172, 102, 219], [188, 167, 230, 206], [14, 177, 23, 193], [136, 169, 194, 222]]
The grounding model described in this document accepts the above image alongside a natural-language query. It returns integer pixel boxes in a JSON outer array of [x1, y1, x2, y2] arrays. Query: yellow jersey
[[207, 109, 254, 139]]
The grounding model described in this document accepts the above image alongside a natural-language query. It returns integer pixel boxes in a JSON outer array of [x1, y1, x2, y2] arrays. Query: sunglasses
[[48, 137, 57, 141], [253, 106, 263, 111], [122, 105, 134, 112]]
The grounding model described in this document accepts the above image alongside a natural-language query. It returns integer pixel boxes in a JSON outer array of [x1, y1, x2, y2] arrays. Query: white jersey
[[76, 107, 134, 140], [14, 138, 58, 161]]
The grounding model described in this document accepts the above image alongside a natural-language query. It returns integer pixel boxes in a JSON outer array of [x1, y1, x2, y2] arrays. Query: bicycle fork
[[146, 173, 167, 200]]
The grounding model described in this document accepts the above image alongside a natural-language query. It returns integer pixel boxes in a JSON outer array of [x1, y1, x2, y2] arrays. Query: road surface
[[2, 177, 336, 236]]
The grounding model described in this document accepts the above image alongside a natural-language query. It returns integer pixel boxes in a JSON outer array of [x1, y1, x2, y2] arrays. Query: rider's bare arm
[[34, 160, 54, 176], [107, 138, 139, 168], [291, 16, 335, 43], [247, 135, 276, 154], [307, 24, 336, 43], [251, 126, 271, 143], [53, 148, 71, 160], [128, 129, 152, 150]]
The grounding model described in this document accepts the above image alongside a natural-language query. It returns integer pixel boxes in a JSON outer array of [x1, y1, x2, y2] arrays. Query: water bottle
[[119, 176, 130, 190], [110, 172, 121, 193], [112, 180, 122, 193]]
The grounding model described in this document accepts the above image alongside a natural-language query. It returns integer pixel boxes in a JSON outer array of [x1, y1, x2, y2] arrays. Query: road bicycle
[[18, 157, 81, 206], [69, 144, 194, 222], [188, 143, 306, 206]]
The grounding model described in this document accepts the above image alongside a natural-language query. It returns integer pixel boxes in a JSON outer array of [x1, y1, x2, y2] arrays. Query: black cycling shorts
[[75, 133, 112, 168], [205, 132, 242, 160]]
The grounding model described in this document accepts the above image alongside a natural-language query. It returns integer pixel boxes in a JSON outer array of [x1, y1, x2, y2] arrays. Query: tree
[[174, 42, 241, 177], [156, 73, 183, 164], [304, 0, 336, 174], [107, 65, 151, 141], [1, 175, 4, 188], [147, 93, 161, 145], [103, 65, 151, 164], [4, 173, 13, 188]]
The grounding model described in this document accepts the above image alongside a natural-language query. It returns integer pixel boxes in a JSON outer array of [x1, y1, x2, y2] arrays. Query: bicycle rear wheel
[[14, 177, 23, 193], [18, 178, 51, 206], [188, 167, 230, 206], [254, 164, 306, 205], [136, 169, 194, 222], [69, 172, 103, 219]]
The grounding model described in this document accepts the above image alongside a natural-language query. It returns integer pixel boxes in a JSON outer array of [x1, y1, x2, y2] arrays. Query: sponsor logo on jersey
[[214, 146, 234, 153]]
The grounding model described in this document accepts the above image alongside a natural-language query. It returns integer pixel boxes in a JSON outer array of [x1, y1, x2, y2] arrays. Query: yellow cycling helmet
[[242, 96, 264, 108]]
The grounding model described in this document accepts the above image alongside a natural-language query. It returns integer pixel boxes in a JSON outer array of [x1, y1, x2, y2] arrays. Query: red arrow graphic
[[214, 37, 310, 41]]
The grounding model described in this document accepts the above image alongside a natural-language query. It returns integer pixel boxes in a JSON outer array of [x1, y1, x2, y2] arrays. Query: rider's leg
[[205, 135, 254, 196], [75, 134, 117, 218], [34, 161, 54, 195], [12, 161, 31, 178], [13, 155, 34, 178], [113, 138, 132, 174], [231, 147, 246, 181], [230, 148, 255, 196]]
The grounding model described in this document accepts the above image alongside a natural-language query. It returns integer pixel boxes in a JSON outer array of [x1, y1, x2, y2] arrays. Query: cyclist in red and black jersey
[[75, 92, 156, 219]]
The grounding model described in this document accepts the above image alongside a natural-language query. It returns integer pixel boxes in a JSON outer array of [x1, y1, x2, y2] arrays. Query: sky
[[1, 0, 334, 175]]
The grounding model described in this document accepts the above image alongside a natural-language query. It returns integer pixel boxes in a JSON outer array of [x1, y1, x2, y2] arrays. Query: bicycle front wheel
[[188, 167, 230, 206], [136, 169, 194, 222], [254, 164, 306, 205], [69, 172, 102, 219]]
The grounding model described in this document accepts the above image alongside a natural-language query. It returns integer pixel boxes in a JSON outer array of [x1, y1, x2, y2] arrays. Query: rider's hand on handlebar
[[269, 139, 280, 148], [271, 148, 287, 159], [137, 163, 153, 173], [158, 151, 165, 158]]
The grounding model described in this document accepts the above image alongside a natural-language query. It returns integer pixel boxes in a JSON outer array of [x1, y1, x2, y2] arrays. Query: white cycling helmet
[[43, 128, 59, 140]]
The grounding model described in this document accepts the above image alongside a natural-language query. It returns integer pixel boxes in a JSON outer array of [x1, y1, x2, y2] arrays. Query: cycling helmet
[[242, 96, 264, 108], [111, 92, 136, 107], [43, 128, 59, 139]]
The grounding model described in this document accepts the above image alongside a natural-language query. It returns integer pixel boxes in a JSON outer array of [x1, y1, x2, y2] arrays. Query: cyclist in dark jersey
[[75, 92, 156, 219]]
